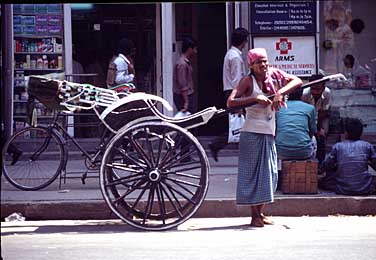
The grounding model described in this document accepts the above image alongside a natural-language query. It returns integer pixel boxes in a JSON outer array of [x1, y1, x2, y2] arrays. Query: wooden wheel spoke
[[156, 184, 166, 224], [159, 182, 184, 218], [143, 127, 156, 167], [162, 179, 197, 206], [128, 132, 153, 168], [155, 130, 166, 167], [129, 183, 149, 213], [105, 173, 144, 187], [112, 178, 147, 204], [106, 163, 144, 174], [162, 148, 196, 171], [114, 146, 148, 169], [168, 165, 202, 176], [143, 184, 155, 224], [159, 132, 183, 167], [164, 177, 198, 195]]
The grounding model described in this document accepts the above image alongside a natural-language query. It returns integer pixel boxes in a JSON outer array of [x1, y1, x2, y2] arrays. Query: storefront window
[[320, 0, 376, 134]]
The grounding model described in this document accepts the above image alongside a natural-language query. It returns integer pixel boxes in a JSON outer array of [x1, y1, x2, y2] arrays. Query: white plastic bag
[[228, 113, 245, 143], [173, 111, 191, 119]]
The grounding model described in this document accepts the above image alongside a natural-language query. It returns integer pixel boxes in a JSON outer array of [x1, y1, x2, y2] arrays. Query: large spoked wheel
[[100, 121, 209, 231], [2, 126, 65, 191]]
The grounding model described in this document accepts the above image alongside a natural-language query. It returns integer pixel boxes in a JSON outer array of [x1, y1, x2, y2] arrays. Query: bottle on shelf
[[58, 56, 63, 69], [37, 56, 43, 69], [26, 54, 31, 69], [31, 58, 36, 69], [42, 55, 48, 69]]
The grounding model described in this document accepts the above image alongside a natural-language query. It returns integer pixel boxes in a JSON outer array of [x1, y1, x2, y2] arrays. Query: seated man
[[319, 118, 376, 195], [302, 74, 331, 163], [276, 87, 317, 160]]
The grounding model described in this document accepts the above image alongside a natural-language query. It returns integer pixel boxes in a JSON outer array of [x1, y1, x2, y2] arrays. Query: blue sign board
[[251, 1, 316, 34]]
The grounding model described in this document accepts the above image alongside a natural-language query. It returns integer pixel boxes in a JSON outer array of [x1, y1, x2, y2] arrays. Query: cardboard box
[[47, 4, 62, 14], [281, 160, 318, 194], [48, 15, 62, 25], [36, 14, 48, 24], [35, 4, 48, 13], [13, 4, 22, 13], [22, 15, 35, 25], [13, 15, 22, 25], [14, 25, 23, 35], [48, 25, 62, 35], [23, 25, 36, 35], [22, 4, 35, 13], [36, 25, 48, 35]]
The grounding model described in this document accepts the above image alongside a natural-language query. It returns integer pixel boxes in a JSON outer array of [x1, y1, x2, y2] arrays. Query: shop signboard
[[250, 1, 316, 34], [253, 36, 317, 77]]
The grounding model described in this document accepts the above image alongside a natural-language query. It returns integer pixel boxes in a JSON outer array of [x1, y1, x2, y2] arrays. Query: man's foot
[[261, 214, 274, 225], [250, 217, 264, 227], [208, 144, 219, 162], [11, 150, 22, 165]]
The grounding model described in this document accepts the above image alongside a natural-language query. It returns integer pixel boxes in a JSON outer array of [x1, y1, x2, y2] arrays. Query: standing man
[[173, 37, 198, 162], [209, 27, 250, 162], [173, 36, 197, 114], [227, 48, 302, 227], [302, 74, 331, 163]]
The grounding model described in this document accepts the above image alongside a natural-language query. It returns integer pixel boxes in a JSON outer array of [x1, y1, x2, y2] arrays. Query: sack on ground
[[228, 113, 245, 143]]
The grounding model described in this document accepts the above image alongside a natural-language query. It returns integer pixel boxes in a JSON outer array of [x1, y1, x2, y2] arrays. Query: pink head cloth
[[247, 48, 268, 65]]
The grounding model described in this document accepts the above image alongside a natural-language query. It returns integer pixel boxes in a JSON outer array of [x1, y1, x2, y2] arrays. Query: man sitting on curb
[[318, 117, 376, 195]]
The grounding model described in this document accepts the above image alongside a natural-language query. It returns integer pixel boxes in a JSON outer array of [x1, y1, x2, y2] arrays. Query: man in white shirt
[[106, 38, 136, 88], [114, 38, 136, 84], [209, 27, 249, 161]]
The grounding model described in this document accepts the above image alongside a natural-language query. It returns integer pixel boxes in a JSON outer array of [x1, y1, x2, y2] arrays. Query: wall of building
[[318, 0, 376, 134]]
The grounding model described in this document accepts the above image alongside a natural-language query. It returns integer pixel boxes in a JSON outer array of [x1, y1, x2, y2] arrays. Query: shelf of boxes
[[12, 3, 64, 125]]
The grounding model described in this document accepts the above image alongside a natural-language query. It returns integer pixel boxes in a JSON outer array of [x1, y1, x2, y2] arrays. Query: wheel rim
[[100, 121, 209, 231], [2, 127, 63, 190]]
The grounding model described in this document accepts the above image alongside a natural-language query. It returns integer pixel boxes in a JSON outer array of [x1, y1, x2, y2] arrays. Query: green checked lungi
[[236, 132, 278, 205]]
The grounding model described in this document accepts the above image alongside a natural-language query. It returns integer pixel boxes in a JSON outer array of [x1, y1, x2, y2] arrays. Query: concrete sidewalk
[[2, 153, 376, 221]]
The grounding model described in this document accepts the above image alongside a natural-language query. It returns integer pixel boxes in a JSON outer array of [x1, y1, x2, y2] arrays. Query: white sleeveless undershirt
[[241, 75, 276, 136]]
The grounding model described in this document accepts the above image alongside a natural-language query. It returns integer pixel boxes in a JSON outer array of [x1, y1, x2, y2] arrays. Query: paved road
[[2, 216, 376, 260]]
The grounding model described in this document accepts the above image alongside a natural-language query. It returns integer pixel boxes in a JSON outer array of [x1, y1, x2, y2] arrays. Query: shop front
[[2, 1, 375, 140], [1, 3, 229, 138]]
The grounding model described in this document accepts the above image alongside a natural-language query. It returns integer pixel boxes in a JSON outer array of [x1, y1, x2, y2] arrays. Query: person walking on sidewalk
[[173, 36, 198, 162], [209, 27, 249, 162], [227, 48, 302, 227]]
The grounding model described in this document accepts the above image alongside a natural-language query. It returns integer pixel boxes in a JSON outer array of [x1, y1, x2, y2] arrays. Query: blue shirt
[[322, 140, 376, 195], [276, 100, 317, 159]]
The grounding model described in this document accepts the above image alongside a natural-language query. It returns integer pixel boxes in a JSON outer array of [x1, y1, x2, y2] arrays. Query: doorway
[[71, 4, 157, 137]]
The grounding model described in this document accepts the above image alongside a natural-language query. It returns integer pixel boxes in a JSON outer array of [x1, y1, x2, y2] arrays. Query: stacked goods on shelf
[[12, 4, 64, 126]]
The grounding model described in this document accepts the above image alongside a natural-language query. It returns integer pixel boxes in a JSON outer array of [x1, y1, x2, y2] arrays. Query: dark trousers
[[316, 135, 326, 163], [2, 129, 21, 155], [173, 93, 195, 114], [209, 90, 233, 152], [173, 93, 196, 158]]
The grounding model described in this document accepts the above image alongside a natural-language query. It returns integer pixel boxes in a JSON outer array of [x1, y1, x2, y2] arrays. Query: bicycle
[[2, 111, 112, 191], [2, 78, 140, 191]]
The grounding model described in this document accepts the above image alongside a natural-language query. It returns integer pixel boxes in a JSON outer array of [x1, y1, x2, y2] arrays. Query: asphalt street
[[2, 216, 376, 260]]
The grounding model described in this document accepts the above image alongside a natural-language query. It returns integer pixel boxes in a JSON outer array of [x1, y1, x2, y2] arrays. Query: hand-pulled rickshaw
[[3, 73, 346, 231]]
